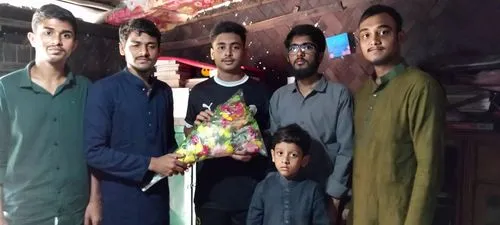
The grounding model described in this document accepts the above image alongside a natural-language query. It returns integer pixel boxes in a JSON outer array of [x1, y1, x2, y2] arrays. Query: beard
[[288, 58, 321, 80], [130, 65, 154, 74]]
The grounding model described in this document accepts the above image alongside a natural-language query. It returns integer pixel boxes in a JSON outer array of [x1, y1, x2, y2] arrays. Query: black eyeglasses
[[288, 43, 317, 54]]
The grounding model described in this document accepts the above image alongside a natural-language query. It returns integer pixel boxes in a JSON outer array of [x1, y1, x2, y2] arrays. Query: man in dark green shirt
[[0, 4, 101, 225]]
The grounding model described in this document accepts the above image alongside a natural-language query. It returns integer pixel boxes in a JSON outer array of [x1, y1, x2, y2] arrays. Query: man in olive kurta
[[351, 5, 445, 225]]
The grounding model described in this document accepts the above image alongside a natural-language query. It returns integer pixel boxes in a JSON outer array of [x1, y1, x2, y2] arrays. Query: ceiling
[[87, 0, 122, 7], [0, 0, 242, 31]]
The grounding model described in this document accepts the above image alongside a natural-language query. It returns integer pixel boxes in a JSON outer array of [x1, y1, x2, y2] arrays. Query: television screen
[[325, 32, 354, 59]]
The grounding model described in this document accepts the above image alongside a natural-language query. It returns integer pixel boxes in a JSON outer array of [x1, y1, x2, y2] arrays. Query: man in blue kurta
[[84, 19, 188, 225]]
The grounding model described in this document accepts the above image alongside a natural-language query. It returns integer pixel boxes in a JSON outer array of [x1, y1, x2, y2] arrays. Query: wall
[[0, 5, 124, 81], [160, 0, 500, 91], [0, 29, 34, 74]]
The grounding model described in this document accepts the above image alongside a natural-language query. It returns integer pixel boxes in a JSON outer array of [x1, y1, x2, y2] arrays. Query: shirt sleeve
[[404, 78, 445, 225], [84, 82, 151, 183], [0, 82, 9, 185], [246, 181, 265, 225], [326, 86, 354, 198], [312, 184, 332, 225], [268, 91, 280, 135], [184, 88, 198, 128], [165, 87, 178, 153]]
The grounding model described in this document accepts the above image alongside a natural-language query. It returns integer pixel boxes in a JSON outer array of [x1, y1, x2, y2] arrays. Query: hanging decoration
[[105, 0, 244, 32]]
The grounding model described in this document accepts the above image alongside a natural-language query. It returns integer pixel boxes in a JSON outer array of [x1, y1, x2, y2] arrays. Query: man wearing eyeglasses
[[268, 24, 354, 224]]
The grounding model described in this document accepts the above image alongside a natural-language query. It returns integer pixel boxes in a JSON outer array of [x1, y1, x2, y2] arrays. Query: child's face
[[271, 142, 310, 179]]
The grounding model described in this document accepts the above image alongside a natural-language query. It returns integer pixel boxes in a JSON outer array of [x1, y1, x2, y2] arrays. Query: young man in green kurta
[[351, 5, 445, 225], [0, 4, 101, 225]]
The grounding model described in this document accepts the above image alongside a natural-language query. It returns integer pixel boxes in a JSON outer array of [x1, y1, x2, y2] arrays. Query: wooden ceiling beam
[[183, 0, 282, 26], [161, 2, 343, 51]]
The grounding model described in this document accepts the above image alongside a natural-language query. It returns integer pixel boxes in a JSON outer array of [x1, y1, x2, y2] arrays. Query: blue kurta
[[247, 172, 331, 225], [84, 69, 177, 225]]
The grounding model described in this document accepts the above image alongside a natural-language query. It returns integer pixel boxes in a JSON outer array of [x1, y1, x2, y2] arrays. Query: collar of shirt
[[213, 74, 249, 87], [122, 68, 160, 93], [288, 74, 328, 94], [19, 61, 75, 91], [372, 62, 407, 93], [278, 172, 305, 188]]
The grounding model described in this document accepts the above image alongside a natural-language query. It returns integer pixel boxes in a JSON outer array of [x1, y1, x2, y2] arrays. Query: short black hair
[[284, 24, 326, 54], [32, 4, 78, 36], [209, 21, 247, 44], [272, 124, 311, 155], [119, 18, 161, 44], [359, 4, 403, 32]]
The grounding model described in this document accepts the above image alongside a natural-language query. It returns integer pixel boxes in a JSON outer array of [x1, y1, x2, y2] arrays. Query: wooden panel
[[476, 140, 500, 185], [258, 2, 281, 19], [474, 183, 500, 225], [339, 0, 371, 9], [448, 132, 500, 225], [461, 136, 477, 225]]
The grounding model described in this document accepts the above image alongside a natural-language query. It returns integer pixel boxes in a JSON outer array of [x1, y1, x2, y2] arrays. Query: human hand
[[194, 110, 213, 125], [231, 151, 252, 162], [0, 216, 8, 225], [149, 153, 189, 176], [84, 200, 102, 225], [329, 197, 341, 225], [342, 208, 350, 221], [332, 198, 340, 210]]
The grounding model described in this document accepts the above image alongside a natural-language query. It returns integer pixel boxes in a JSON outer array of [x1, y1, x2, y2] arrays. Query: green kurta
[[352, 64, 445, 225], [0, 63, 90, 225]]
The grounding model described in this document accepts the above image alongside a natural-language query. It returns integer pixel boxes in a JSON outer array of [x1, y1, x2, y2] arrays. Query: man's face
[[286, 35, 322, 80], [210, 33, 245, 73], [271, 142, 309, 179], [119, 31, 159, 75], [358, 13, 403, 66], [28, 18, 77, 64]]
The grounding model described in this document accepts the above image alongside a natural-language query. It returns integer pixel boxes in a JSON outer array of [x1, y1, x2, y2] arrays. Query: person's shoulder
[[246, 77, 270, 90], [0, 67, 26, 85], [323, 77, 350, 96], [73, 74, 91, 86], [298, 179, 324, 197], [156, 79, 173, 90], [245, 77, 266, 87], [327, 80, 349, 91], [402, 67, 442, 89], [190, 78, 215, 93], [401, 67, 435, 82], [259, 172, 280, 186], [271, 83, 294, 99], [302, 178, 321, 189], [88, 71, 126, 96], [92, 71, 126, 87]]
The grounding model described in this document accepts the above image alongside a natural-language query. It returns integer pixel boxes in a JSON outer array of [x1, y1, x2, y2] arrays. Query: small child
[[246, 124, 331, 225]]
